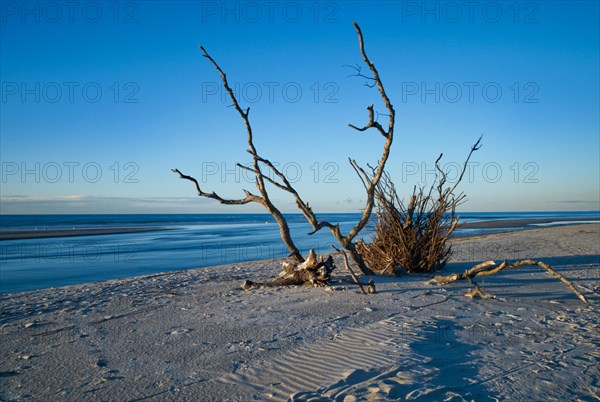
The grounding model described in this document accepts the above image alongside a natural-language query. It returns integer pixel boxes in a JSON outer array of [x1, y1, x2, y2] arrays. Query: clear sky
[[1, 0, 599, 214]]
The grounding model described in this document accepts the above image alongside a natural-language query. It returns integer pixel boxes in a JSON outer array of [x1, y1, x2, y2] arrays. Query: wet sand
[[0, 227, 172, 241]]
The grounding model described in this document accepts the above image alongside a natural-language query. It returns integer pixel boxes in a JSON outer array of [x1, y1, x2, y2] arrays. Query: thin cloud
[[556, 200, 599, 204]]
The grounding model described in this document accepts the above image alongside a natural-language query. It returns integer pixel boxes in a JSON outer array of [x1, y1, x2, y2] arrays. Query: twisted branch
[[171, 168, 258, 205]]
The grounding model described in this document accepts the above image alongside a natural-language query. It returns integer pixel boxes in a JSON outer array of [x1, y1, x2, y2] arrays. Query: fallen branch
[[433, 260, 496, 284], [465, 277, 495, 299], [433, 259, 588, 303]]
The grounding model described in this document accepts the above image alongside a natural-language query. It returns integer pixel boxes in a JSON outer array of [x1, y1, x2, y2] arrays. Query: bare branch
[[448, 134, 483, 195], [332, 246, 367, 294], [200, 46, 250, 122], [173, 47, 305, 262], [236, 163, 289, 192], [349, 159, 369, 192], [341, 22, 396, 253], [348, 104, 388, 138], [350, 158, 372, 185], [200, 45, 267, 194], [280, 22, 395, 275], [344, 63, 376, 81], [171, 168, 259, 205]]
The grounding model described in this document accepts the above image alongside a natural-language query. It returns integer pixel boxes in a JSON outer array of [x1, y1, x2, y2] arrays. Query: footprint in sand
[[93, 358, 108, 368]]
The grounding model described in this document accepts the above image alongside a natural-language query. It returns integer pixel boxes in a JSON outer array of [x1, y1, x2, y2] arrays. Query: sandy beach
[[0, 223, 598, 401]]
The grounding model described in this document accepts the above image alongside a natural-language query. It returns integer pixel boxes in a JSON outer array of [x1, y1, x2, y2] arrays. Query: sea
[[1, 212, 599, 294]]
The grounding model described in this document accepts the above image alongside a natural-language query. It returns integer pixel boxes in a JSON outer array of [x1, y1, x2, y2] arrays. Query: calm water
[[1, 212, 599, 293]]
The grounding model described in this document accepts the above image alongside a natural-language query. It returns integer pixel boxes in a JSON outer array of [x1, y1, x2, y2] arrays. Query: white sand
[[1, 224, 599, 401]]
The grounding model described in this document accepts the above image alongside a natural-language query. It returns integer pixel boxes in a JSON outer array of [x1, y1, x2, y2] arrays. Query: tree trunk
[[347, 244, 376, 276], [270, 205, 304, 262]]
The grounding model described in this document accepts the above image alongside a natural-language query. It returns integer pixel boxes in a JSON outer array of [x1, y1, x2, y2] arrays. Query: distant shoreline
[[0, 227, 172, 240], [460, 217, 599, 229]]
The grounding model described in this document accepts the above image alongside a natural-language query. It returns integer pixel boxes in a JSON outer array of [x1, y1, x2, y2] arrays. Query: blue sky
[[1, 0, 598, 213]]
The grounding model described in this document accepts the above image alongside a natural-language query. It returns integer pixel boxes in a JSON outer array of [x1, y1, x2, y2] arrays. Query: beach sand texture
[[1, 224, 599, 401]]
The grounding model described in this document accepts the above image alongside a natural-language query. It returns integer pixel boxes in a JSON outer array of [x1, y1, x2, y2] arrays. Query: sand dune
[[0, 224, 598, 401]]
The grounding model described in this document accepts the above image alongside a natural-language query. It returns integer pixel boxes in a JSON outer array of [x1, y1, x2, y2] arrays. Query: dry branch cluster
[[357, 138, 482, 274]]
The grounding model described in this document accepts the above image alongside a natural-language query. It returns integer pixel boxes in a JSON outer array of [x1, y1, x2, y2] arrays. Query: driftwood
[[433, 259, 588, 303], [241, 250, 335, 290]]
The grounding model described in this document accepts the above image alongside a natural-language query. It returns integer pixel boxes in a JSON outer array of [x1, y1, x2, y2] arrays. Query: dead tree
[[173, 22, 394, 276], [357, 137, 482, 274]]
